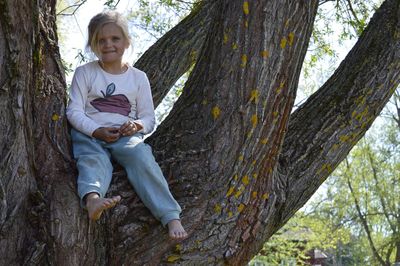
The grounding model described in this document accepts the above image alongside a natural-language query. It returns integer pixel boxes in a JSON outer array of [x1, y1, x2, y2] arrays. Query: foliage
[[333, 0, 382, 38], [250, 212, 352, 265], [301, 0, 383, 96], [128, 0, 194, 40]]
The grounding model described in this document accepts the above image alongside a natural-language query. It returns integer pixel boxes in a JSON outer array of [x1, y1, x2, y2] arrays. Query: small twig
[[345, 0, 362, 28], [318, 0, 336, 6], [57, 0, 88, 16]]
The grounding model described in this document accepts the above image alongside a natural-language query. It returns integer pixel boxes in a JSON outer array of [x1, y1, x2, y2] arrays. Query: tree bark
[[0, 0, 99, 265], [147, 0, 319, 264], [1, 0, 400, 265]]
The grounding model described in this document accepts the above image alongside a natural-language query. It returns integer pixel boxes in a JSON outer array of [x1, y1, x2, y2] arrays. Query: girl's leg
[[110, 136, 187, 238], [71, 129, 119, 219]]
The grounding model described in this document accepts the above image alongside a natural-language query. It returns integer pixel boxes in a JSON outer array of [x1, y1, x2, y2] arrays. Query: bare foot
[[167, 219, 188, 240], [86, 194, 121, 220]]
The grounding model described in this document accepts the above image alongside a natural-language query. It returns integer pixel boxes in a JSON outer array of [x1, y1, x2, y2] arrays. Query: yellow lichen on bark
[[243, 1, 249, 15], [212, 106, 221, 119]]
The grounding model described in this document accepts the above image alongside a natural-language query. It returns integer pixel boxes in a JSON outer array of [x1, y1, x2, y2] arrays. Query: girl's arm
[[66, 67, 101, 137], [133, 72, 156, 134]]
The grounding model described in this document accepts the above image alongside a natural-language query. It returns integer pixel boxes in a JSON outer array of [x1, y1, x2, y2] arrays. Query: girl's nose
[[101, 38, 112, 48]]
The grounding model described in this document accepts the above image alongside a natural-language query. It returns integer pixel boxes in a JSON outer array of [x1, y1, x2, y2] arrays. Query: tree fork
[[145, 0, 319, 264], [1, 0, 400, 265]]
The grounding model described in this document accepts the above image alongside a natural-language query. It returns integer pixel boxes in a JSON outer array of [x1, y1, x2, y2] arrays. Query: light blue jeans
[[71, 128, 181, 226]]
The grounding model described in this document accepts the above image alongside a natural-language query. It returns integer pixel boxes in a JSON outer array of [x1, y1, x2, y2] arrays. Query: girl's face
[[96, 23, 129, 65]]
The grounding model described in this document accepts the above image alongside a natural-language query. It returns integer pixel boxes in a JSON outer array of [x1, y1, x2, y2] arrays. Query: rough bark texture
[[152, 0, 320, 263], [0, 1, 97, 265], [0, 0, 399, 265]]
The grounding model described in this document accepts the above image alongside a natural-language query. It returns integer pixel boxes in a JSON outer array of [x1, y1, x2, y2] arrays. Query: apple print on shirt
[[91, 83, 131, 116]]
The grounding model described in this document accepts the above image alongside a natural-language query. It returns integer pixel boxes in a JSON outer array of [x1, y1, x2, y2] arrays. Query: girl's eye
[[112, 37, 120, 41]]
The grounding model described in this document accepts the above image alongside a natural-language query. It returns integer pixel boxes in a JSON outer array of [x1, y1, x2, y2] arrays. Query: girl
[[66, 11, 187, 240]]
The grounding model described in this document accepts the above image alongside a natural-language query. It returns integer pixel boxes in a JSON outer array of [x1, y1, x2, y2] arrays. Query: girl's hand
[[119, 121, 141, 136], [92, 127, 121, 143]]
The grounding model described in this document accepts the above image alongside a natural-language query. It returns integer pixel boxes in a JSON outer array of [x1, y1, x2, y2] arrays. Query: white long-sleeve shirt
[[66, 61, 155, 136]]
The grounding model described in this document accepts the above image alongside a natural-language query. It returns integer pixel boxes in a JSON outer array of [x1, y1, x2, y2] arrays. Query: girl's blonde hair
[[87, 11, 131, 57]]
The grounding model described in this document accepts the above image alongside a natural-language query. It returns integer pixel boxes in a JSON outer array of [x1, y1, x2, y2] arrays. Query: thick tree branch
[[134, 0, 214, 107], [279, 0, 400, 221]]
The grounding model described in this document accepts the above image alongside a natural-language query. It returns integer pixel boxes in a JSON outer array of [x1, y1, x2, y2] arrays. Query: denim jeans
[[71, 128, 181, 226]]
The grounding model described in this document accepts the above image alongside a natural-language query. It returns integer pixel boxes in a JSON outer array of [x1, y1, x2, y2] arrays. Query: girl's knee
[[114, 143, 155, 164], [77, 154, 112, 170]]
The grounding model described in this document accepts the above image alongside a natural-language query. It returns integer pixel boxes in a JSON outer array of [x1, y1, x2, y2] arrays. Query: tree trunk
[[345, 168, 387, 266], [396, 240, 400, 264], [0, 0, 399, 265], [148, 0, 319, 263], [0, 0, 98, 265]]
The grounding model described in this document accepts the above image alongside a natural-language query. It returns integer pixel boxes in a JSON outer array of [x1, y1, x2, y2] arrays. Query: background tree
[[1, 0, 400, 265], [250, 212, 353, 265], [308, 93, 400, 265]]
